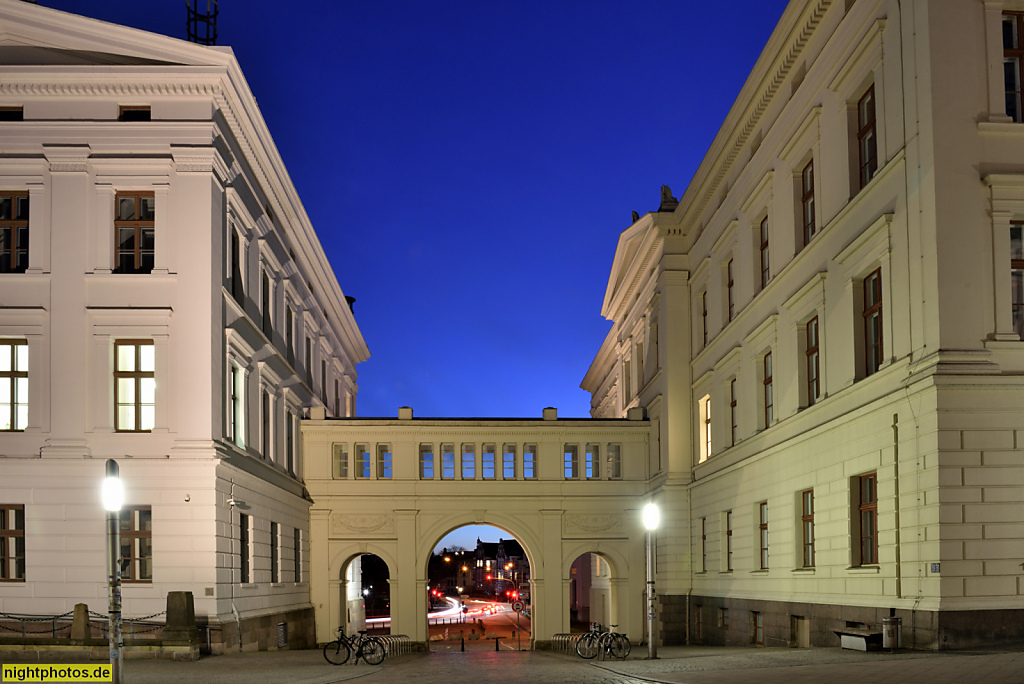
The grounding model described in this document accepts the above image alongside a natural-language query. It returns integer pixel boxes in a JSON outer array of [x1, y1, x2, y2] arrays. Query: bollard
[[461, 637, 465, 652], [495, 636, 499, 651]]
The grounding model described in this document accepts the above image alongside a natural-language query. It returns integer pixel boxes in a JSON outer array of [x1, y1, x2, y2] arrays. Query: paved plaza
[[9, 645, 1024, 684]]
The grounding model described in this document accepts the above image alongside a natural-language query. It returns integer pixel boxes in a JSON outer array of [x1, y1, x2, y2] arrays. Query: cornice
[[0, 80, 223, 98]]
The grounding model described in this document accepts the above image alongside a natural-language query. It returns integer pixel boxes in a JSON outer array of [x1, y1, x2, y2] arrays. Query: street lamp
[[102, 459, 124, 684], [642, 502, 660, 660]]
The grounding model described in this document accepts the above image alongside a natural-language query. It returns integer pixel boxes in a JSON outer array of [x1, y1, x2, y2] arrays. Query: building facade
[[0, 1, 367, 652], [582, 0, 1024, 649]]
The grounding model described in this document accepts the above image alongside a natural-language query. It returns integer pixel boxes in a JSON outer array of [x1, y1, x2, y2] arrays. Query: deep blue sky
[[46, 0, 790, 418]]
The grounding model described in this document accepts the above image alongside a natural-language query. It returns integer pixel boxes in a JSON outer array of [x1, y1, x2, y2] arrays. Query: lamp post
[[102, 459, 124, 684], [642, 502, 660, 660]]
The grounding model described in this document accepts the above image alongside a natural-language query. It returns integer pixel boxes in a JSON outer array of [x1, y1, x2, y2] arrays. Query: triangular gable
[[600, 218, 658, 320]]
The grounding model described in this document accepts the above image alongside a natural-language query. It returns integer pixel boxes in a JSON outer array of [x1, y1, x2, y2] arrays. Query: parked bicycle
[[323, 627, 386, 665], [575, 622, 631, 660]]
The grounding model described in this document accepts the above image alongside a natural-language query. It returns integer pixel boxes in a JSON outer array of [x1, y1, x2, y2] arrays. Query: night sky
[[40, 0, 789, 423]]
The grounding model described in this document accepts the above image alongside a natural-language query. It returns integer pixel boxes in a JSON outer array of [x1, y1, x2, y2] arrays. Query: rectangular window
[[802, 489, 815, 568], [622, 359, 631, 403], [0, 192, 29, 273], [857, 86, 877, 190], [377, 445, 393, 479], [118, 105, 151, 122], [114, 340, 155, 432], [502, 444, 516, 479], [696, 605, 703, 643], [482, 444, 496, 479], [727, 259, 735, 321], [1, 504, 25, 582], [857, 472, 878, 565], [719, 607, 729, 628], [758, 501, 769, 570], [441, 444, 456, 479], [285, 307, 294, 365], [864, 268, 883, 375], [321, 360, 327, 403], [701, 291, 708, 347], [293, 528, 301, 582], [332, 443, 349, 478], [763, 351, 774, 427], [229, 364, 244, 447], [0, 340, 28, 431], [700, 517, 706, 573], [523, 445, 536, 479], [730, 379, 738, 447], [753, 611, 764, 646], [239, 512, 250, 584], [726, 511, 733, 571], [420, 444, 435, 479], [608, 444, 621, 479], [1005, 12, 1024, 121], [801, 161, 816, 245], [585, 444, 599, 479], [760, 216, 770, 289], [334, 379, 340, 417], [230, 230, 243, 303], [304, 336, 312, 385], [261, 389, 270, 458], [114, 192, 155, 274], [0, 107, 24, 122], [563, 444, 579, 479], [462, 444, 476, 479], [285, 411, 294, 473], [119, 506, 153, 583], [699, 394, 712, 462], [355, 445, 370, 479], [261, 270, 272, 337], [270, 521, 280, 584], [806, 317, 820, 406]]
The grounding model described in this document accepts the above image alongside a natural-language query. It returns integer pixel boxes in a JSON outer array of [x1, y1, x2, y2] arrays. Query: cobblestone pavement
[[9, 645, 1024, 684]]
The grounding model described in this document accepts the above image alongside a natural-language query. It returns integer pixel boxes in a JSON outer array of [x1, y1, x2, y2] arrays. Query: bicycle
[[323, 627, 386, 665], [575, 622, 631, 660]]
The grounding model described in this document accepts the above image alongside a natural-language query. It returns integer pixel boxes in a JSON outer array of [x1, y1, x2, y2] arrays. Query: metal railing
[[0, 610, 167, 641]]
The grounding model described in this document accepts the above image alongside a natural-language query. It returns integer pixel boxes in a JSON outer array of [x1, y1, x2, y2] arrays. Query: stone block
[[964, 467, 1024, 487], [964, 575, 1016, 597], [962, 431, 1014, 450]]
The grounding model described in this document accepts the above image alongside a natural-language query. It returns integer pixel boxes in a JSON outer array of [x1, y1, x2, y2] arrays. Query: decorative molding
[[329, 512, 395, 537], [43, 144, 91, 172], [0, 81, 223, 98], [563, 513, 623, 534]]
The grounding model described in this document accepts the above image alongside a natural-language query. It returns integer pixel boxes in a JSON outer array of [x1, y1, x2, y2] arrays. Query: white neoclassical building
[[0, 0, 368, 652], [583, 0, 1024, 650]]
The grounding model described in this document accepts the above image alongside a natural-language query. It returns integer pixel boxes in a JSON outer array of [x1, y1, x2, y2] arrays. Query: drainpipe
[[893, 413, 902, 599]]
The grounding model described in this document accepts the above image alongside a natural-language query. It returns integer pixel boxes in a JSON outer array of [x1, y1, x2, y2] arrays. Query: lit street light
[[102, 459, 124, 684], [642, 502, 660, 660]]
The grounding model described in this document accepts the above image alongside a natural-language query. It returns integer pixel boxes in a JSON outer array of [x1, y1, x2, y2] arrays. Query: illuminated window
[[0, 504, 25, 582], [0, 192, 28, 273], [115, 340, 155, 432], [119, 506, 153, 583], [698, 394, 712, 462], [0, 340, 28, 431], [114, 192, 154, 274]]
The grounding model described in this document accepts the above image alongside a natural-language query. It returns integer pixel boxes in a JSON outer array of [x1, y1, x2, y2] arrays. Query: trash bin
[[882, 616, 902, 649]]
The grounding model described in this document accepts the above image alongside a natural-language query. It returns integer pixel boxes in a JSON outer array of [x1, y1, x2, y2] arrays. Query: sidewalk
[[6, 644, 1024, 684]]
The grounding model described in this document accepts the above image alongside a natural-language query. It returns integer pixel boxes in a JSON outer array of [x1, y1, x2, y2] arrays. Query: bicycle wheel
[[608, 633, 630, 659], [361, 639, 386, 665], [323, 639, 351, 665], [576, 633, 598, 659]]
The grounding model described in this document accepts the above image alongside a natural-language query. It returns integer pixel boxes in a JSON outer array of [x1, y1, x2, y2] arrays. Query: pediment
[[0, 45, 180, 66], [601, 219, 658, 321]]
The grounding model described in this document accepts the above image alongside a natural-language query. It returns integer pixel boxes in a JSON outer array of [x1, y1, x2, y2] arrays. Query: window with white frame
[[523, 445, 536, 479], [502, 444, 516, 479], [119, 506, 152, 583], [0, 504, 25, 581], [441, 444, 455, 479], [229, 363, 244, 447], [462, 444, 476, 479], [270, 521, 280, 583], [0, 340, 28, 431], [801, 161, 816, 246], [863, 268, 883, 375], [1005, 12, 1024, 121], [857, 85, 878, 190], [239, 512, 251, 583], [730, 379, 738, 446], [585, 444, 599, 479], [377, 445, 393, 479], [114, 192, 155, 274], [758, 501, 769, 570], [333, 443, 349, 478], [763, 352, 774, 427], [0, 192, 29, 274], [115, 340, 155, 432], [698, 394, 712, 462], [420, 444, 435, 479], [355, 445, 370, 479], [607, 444, 621, 479], [563, 444, 579, 479], [760, 216, 770, 289], [482, 444, 496, 479], [806, 317, 820, 406]]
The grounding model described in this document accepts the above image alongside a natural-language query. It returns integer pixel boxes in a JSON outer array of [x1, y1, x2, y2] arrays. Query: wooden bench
[[832, 627, 883, 651]]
